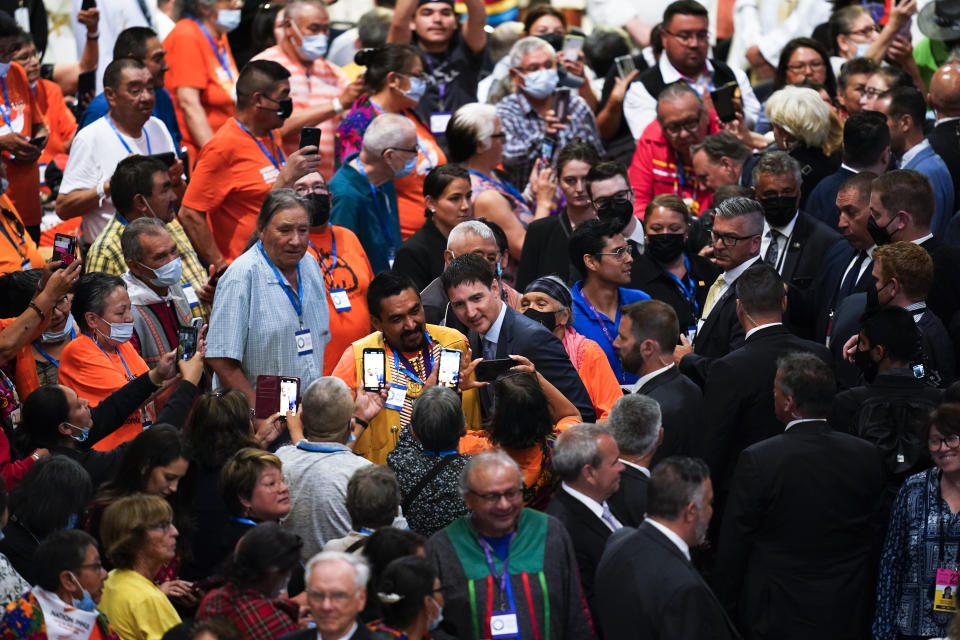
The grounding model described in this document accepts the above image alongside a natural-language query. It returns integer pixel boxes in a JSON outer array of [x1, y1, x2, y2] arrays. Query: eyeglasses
[[711, 231, 759, 247], [929, 434, 960, 450], [307, 590, 356, 603], [862, 87, 887, 98], [74, 561, 103, 571], [592, 189, 634, 209], [661, 29, 710, 45], [490, 132, 507, 140], [844, 24, 881, 38], [594, 246, 631, 262], [469, 487, 523, 503], [295, 185, 329, 196], [55, 295, 72, 313], [384, 146, 418, 156], [661, 116, 704, 136], [786, 59, 826, 73]]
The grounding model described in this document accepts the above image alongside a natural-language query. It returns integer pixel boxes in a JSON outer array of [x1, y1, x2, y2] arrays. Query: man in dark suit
[[927, 63, 960, 214], [701, 264, 832, 498], [616, 299, 702, 460], [441, 253, 596, 421], [804, 111, 891, 230], [674, 196, 762, 386], [753, 151, 842, 290], [605, 393, 663, 526], [278, 551, 375, 640], [714, 352, 884, 640], [595, 456, 741, 640], [547, 423, 624, 624]]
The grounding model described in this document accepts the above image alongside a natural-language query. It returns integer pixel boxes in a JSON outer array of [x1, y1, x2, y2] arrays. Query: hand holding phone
[[299, 127, 321, 151], [52, 233, 76, 266], [177, 326, 198, 360], [437, 348, 462, 389]]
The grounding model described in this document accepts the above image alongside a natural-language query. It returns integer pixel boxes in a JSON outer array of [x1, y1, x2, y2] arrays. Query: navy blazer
[[637, 366, 703, 462], [804, 167, 855, 230], [778, 212, 843, 290]]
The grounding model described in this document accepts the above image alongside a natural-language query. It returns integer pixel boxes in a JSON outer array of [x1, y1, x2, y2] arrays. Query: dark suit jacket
[[596, 522, 741, 640], [279, 623, 376, 640], [778, 212, 843, 290], [927, 119, 960, 213], [516, 210, 580, 290], [637, 365, 703, 462], [700, 324, 832, 494], [791, 144, 841, 210], [545, 486, 613, 619], [607, 464, 648, 527], [804, 167, 855, 230], [714, 420, 884, 640], [630, 252, 719, 332], [922, 236, 960, 330], [393, 218, 447, 292], [469, 305, 596, 422]]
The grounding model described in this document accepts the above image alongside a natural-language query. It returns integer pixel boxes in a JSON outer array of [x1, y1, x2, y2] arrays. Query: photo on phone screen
[[53, 233, 76, 265], [562, 35, 584, 56], [362, 348, 386, 391], [437, 348, 462, 389], [177, 326, 197, 360], [540, 137, 556, 166], [614, 54, 636, 80], [553, 87, 572, 124], [279, 377, 299, 414]]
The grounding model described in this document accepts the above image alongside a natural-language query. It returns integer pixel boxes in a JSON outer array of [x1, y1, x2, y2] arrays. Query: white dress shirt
[[562, 483, 622, 531], [899, 138, 931, 169], [760, 212, 799, 274], [696, 255, 760, 334], [623, 362, 674, 394], [783, 417, 825, 431], [481, 301, 508, 349], [744, 321, 782, 340], [645, 517, 691, 560], [619, 458, 651, 476]]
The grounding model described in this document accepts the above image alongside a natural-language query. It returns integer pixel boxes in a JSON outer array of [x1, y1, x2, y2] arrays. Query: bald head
[[928, 63, 960, 117]]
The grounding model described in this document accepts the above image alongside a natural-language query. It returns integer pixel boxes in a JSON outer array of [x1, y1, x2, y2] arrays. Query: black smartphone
[[362, 347, 386, 391], [149, 152, 177, 168], [299, 127, 321, 150], [29, 136, 46, 149], [209, 264, 229, 287], [553, 87, 572, 123], [474, 358, 516, 383], [52, 233, 76, 265], [710, 83, 739, 123], [77, 70, 95, 100], [81, 0, 96, 9], [177, 326, 197, 360], [279, 376, 300, 413], [614, 54, 636, 80], [437, 348, 462, 389]]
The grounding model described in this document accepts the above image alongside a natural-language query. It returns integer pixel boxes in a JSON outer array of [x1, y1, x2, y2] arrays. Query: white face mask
[[42, 312, 75, 343], [521, 68, 559, 100], [97, 318, 134, 343], [139, 256, 183, 288], [216, 9, 241, 32], [292, 21, 328, 61]]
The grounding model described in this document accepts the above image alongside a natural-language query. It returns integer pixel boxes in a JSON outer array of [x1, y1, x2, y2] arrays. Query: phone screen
[[562, 35, 584, 55], [362, 349, 386, 391], [553, 88, 572, 123], [177, 327, 197, 360], [437, 349, 462, 389], [615, 54, 636, 80], [540, 137, 556, 166], [279, 378, 299, 413], [710, 83, 739, 123], [53, 233, 76, 264]]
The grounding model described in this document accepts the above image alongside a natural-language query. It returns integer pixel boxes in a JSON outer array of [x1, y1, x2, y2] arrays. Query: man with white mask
[[252, 0, 364, 179], [496, 37, 604, 193]]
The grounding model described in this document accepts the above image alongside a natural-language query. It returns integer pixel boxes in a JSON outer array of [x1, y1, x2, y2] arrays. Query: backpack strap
[[401, 454, 458, 513]]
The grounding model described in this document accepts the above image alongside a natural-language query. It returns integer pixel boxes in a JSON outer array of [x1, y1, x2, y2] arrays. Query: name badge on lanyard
[[296, 329, 313, 356], [936, 568, 960, 613], [330, 289, 351, 311], [430, 112, 452, 136], [182, 283, 200, 308], [490, 612, 519, 638], [385, 382, 407, 411]]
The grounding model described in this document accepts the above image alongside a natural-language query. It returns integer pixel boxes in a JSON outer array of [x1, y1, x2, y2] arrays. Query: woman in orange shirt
[[335, 44, 446, 241], [164, 0, 243, 162], [519, 275, 623, 421]]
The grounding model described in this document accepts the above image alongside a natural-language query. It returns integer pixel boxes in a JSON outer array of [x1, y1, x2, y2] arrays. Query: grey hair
[[362, 113, 416, 156], [256, 188, 309, 232], [657, 81, 702, 108], [647, 456, 710, 520], [301, 377, 354, 441], [357, 7, 393, 48], [304, 551, 370, 590], [508, 36, 554, 69], [606, 394, 662, 456], [121, 217, 169, 264], [284, 0, 328, 22], [752, 150, 803, 188], [715, 196, 765, 236], [765, 86, 831, 148], [449, 103, 498, 152], [410, 386, 465, 451], [459, 449, 521, 497], [447, 220, 495, 250], [551, 423, 610, 482]]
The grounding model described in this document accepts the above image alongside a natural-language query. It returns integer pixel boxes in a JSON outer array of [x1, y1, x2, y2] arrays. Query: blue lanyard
[[423, 449, 457, 456], [664, 254, 699, 315], [85, 333, 133, 380], [0, 78, 11, 129], [479, 533, 517, 612], [388, 332, 434, 385], [0, 212, 26, 257], [579, 288, 619, 349], [309, 231, 337, 276], [467, 169, 527, 207], [230, 516, 258, 526], [235, 119, 284, 171], [106, 115, 151, 155], [355, 157, 397, 250], [33, 328, 75, 367], [256, 240, 304, 326], [358, 527, 375, 535], [115, 213, 129, 226], [296, 441, 349, 453], [190, 18, 234, 81]]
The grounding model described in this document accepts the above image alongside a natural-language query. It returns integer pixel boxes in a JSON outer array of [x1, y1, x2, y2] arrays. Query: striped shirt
[[251, 46, 350, 181]]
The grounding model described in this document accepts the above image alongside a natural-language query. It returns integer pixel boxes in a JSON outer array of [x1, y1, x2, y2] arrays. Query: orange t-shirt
[[578, 338, 624, 422], [181, 118, 283, 262], [0, 62, 44, 226], [58, 334, 150, 451], [392, 115, 446, 241], [0, 194, 43, 275], [0, 315, 43, 402], [307, 225, 374, 376], [164, 18, 238, 160], [33, 78, 77, 166]]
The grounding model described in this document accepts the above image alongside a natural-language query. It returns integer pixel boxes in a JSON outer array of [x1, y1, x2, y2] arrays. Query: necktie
[[764, 229, 781, 268], [601, 504, 622, 531], [701, 274, 726, 319], [135, 0, 154, 28], [837, 251, 867, 300], [483, 337, 497, 361]]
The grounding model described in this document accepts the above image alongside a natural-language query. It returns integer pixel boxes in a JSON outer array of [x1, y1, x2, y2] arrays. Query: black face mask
[[760, 195, 798, 228], [523, 308, 557, 331], [853, 348, 879, 382], [306, 192, 331, 226], [867, 215, 895, 247], [646, 233, 685, 263], [596, 199, 634, 233], [277, 98, 294, 120], [538, 31, 564, 52]]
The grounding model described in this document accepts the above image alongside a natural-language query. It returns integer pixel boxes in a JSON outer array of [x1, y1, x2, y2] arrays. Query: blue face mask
[[522, 68, 559, 100], [216, 9, 241, 32], [64, 422, 89, 443], [299, 33, 328, 60], [42, 313, 75, 343], [393, 153, 418, 179], [403, 75, 427, 102], [71, 574, 97, 612], [855, 41, 871, 58]]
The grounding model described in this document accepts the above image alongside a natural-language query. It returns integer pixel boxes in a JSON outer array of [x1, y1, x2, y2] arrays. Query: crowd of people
[[0, 0, 959, 637]]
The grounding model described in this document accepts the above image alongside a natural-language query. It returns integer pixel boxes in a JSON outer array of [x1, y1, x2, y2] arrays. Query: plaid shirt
[[495, 90, 604, 193], [197, 582, 299, 640], [84, 214, 209, 320]]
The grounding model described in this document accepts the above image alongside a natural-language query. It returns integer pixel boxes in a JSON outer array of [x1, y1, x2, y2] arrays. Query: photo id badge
[[296, 329, 313, 356], [182, 283, 200, 308], [935, 568, 960, 613], [329, 289, 351, 312], [385, 382, 407, 411], [490, 611, 519, 638], [430, 112, 452, 135]]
